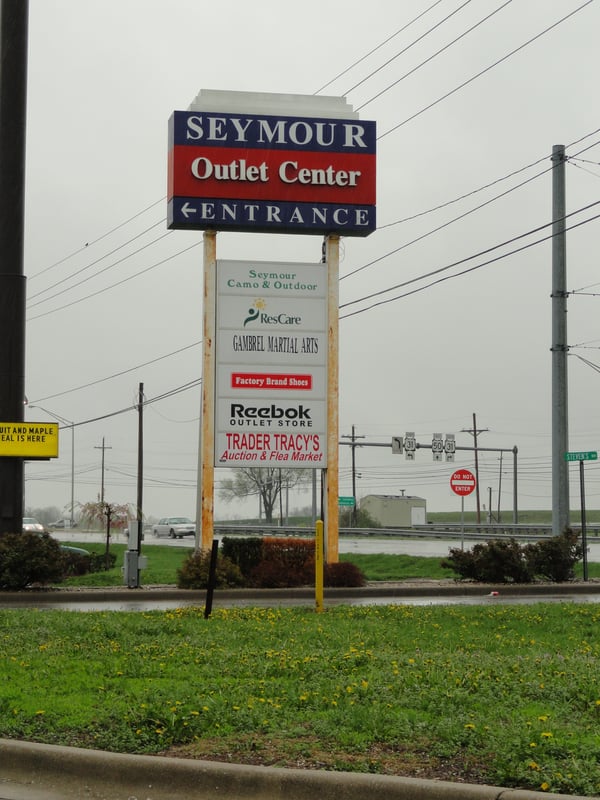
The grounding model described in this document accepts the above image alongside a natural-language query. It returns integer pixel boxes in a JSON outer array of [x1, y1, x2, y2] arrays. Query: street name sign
[[450, 468, 476, 496], [564, 451, 598, 462], [338, 496, 355, 506]]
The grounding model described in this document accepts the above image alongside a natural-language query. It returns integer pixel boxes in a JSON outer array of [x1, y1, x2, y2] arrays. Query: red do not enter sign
[[450, 468, 476, 496]]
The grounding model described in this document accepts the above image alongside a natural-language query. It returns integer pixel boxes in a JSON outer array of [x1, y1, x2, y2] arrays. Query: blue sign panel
[[168, 110, 376, 236]]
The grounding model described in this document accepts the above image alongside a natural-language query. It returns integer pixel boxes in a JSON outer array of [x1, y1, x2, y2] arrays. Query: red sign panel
[[167, 110, 376, 236], [450, 469, 476, 496], [230, 372, 312, 390]]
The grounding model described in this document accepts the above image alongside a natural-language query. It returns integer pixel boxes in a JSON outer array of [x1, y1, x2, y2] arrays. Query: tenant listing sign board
[[215, 260, 327, 468], [167, 111, 376, 236]]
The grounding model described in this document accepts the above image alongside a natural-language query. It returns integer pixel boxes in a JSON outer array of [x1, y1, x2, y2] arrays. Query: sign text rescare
[[0, 422, 59, 458], [564, 450, 598, 462]]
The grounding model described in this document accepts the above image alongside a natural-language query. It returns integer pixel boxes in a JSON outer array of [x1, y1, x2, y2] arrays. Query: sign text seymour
[[168, 111, 376, 236]]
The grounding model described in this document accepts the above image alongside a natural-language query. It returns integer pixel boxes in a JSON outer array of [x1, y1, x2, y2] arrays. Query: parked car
[[152, 517, 196, 539], [49, 519, 77, 529], [22, 522, 89, 557], [22, 517, 48, 534]]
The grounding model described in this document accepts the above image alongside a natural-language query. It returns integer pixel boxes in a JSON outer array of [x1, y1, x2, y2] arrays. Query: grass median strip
[[0, 602, 599, 795]]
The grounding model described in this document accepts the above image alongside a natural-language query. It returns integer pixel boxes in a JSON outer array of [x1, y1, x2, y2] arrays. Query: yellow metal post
[[315, 519, 324, 612], [199, 230, 217, 552], [325, 235, 340, 563]]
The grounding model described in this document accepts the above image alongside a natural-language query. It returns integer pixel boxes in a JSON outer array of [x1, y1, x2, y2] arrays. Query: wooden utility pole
[[461, 414, 488, 524], [341, 424, 365, 525], [95, 437, 112, 503]]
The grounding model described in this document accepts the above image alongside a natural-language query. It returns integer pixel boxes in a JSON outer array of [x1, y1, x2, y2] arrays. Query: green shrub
[[0, 532, 65, 590], [442, 538, 532, 583], [88, 550, 117, 573], [250, 538, 314, 588], [442, 532, 583, 583], [177, 549, 244, 589], [60, 551, 91, 577], [324, 561, 366, 587], [221, 536, 264, 578], [523, 529, 582, 582]]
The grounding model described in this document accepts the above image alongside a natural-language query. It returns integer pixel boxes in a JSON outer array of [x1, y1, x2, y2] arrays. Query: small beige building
[[360, 494, 426, 527]]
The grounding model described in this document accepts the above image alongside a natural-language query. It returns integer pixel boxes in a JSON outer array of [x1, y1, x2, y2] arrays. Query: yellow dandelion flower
[[540, 782, 550, 791], [541, 732, 553, 739]]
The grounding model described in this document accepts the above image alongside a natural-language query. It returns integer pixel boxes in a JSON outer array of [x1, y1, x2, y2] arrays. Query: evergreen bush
[[442, 532, 582, 583], [0, 532, 65, 590], [176, 548, 244, 589]]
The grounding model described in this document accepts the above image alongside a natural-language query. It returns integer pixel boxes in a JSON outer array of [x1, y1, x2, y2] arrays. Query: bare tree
[[219, 467, 309, 524]]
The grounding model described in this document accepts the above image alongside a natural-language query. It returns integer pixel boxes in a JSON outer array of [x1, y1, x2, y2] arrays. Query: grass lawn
[[0, 603, 599, 795], [61, 542, 600, 586]]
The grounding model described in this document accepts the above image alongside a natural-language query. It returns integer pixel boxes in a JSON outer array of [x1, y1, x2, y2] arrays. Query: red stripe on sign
[[169, 145, 376, 204], [231, 373, 313, 390]]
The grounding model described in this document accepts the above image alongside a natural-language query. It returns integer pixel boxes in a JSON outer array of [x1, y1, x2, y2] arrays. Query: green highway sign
[[564, 451, 598, 462], [338, 496, 356, 507]]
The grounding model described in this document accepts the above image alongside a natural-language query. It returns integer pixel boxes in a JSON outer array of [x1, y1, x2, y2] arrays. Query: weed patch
[[1, 603, 599, 795]]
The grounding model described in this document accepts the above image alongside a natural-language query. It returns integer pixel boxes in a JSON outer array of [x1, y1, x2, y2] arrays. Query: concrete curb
[[1, 581, 600, 606], [0, 738, 593, 800]]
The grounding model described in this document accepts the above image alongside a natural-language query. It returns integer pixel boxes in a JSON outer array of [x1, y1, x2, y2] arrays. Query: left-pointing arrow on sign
[[182, 202, 196, 218]]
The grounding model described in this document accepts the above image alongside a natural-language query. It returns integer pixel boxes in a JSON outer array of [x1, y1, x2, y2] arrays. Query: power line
[[340, 210, 600, 320], [342, 162, 552, 282], [28, 340, 202, 404], [342, 199, 600, 310], [355, 0, 513, 112], [378, 0, 595, 140], [343, 0, 475, 96], [28, 197, 166, 280], [27, 219, 168, 302], [27, 239, 202, 321], [27, 227, 172, 309], [314, 0, 446, 94]]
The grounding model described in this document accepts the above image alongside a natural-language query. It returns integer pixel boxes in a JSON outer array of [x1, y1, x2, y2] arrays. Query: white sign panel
[[215, 260, 328, 468]]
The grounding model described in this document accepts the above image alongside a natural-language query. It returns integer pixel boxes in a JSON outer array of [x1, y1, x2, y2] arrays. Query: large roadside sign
[[0, 422, 58, 458], [167, 110, 376, 236], [214, 259, 327, 468]]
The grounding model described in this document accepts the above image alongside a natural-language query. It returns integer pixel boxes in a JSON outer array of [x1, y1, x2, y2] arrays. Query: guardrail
[[213, 523, 600, 541]]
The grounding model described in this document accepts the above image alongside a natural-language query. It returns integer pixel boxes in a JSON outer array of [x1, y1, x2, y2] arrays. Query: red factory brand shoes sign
[[167, 111, 376, 236]]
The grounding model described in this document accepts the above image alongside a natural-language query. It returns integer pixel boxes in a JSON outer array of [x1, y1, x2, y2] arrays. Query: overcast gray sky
[[23, 0, 600, 521]]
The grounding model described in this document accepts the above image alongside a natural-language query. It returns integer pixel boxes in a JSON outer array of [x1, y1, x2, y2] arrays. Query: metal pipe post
[[551, 144, 569, 535]]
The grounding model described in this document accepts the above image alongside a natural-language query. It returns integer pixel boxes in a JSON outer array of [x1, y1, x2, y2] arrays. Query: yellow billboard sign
[[0, 422, 59, 458]]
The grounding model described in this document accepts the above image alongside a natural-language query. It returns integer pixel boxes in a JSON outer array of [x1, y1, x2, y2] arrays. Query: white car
[[22, 517, 48, 534], [152, 517, 196, 539]]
